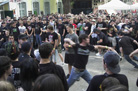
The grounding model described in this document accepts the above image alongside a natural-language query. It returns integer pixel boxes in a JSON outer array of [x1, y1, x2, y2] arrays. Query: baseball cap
[[92, 19, 96, 22], [104, 51, 120, 74]]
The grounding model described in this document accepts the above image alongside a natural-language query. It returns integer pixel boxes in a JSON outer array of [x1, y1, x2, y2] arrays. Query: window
[[58, 2, 62, 13], [33, 2, 39, 15], [19, 2, 27, 17], [44, 2, 50, 15]]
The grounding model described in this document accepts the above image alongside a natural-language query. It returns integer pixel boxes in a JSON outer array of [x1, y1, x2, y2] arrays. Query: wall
[[50, 0, 57, 13]]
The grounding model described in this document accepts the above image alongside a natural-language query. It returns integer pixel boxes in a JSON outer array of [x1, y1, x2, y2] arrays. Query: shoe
[[61, 62, 65, 66], [96, 53, 101, 56], [62, 48, 65, 51], [120, 56, 122, 61], [66, 74, 70, 79], [134, 66, 138, 69], [77, 77, 80, 81]]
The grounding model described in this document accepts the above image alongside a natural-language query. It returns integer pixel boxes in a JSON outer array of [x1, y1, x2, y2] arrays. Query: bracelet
[[68, 45, 71, 47], [53, 48, 55, 50]]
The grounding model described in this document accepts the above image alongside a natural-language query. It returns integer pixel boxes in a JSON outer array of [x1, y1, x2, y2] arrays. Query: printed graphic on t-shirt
[[77, 48, 90, 55], [13, 28, 17, 32], [109, 28, 114, 33], [28, 26, 32, 31], [49, 35, 53, 42], [98, 24, 103, 28], [80, 25, 83, 31], [43, 26, 46, 30]]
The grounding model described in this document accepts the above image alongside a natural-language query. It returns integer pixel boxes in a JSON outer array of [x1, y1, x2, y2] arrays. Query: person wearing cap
[[18, 42, 32, 62], [18, 34, 28, 50], [87, 51, 128, 91], [9, 21, 20, 42], [18, 34, 36, 59], [0, 22, 8, 40], [88, 19, 97, 45], [107, 20, 118, 49], [0, 56, 13, 81]]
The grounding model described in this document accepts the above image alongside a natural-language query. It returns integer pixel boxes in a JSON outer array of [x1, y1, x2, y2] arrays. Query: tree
[[62, 0, 71, 14]]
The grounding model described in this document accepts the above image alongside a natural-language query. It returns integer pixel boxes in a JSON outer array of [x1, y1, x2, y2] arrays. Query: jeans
[[79, 30, 85, 35], [35, 34, 42, 45], [67, 67, 92, 87], [50, 49, 58, 63], [124, 55, 138, 67], [61, 35, 64, 49]]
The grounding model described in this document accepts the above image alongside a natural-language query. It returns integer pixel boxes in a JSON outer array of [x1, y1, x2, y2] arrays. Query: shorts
[[108, 37, 117, 47], [57, 44, 62, 53], [65, 54, 75, 65]]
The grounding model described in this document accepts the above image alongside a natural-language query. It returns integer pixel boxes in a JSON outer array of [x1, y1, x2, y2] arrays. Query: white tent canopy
[[98, 0, 130, 10], [130, 3, 138, 9]]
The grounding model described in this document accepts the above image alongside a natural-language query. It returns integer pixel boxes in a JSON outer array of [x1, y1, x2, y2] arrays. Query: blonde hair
[[0, 81, 15, 91]]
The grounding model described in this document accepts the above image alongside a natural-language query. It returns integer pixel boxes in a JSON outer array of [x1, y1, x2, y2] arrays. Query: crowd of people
[[0, 11, 138, 91]]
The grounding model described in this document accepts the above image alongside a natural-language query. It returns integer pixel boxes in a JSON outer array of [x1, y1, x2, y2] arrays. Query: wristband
[[105, 46, 108, 49], [53, 48, 55, 50], [68, 45, 71, 47]]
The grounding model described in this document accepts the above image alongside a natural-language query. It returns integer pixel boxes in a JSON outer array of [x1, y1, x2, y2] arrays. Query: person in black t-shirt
[[34, 21, 42, 46], [64, 34, 112, 88], [26, 20, 34, 44], [10, 21, 20, 42], [18, 34, 35, 59], [118, 32, 138, 68], [121, 19, 132, 36], [94, 28, 109, 56], [41, 19, 48, 43], [45, 25, 58, 64], [87, 51, 128, 91], [84, 19, 91, 35], [96, 17, 107, 34], [10, 51, 21, 88], [0, 22, 8, 38], [57, 19, 65, 49], [107, 20, 118, 48], [18, 42, 33, 62], [38, 42, 68, 91]]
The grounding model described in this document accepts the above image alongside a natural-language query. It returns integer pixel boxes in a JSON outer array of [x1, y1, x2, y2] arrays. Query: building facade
[[0, 0, 63, 18]]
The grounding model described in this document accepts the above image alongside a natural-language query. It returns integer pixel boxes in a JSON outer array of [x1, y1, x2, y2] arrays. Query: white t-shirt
[[91, 24, 97, 38], [18, 26, 26, 34]]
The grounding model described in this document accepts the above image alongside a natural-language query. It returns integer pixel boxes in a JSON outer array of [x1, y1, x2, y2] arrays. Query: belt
[[74, 67, 85, 72]]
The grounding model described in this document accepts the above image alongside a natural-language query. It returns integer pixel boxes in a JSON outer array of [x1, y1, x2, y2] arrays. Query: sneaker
[[61, 62, 65, 66], [66, 74, 70, 79], [96, 53, 101, 56], [120, 56, 122, 61], [134, 66, 138, 69], [77, 77, 80, 81], [62, 48, 65, 51]]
